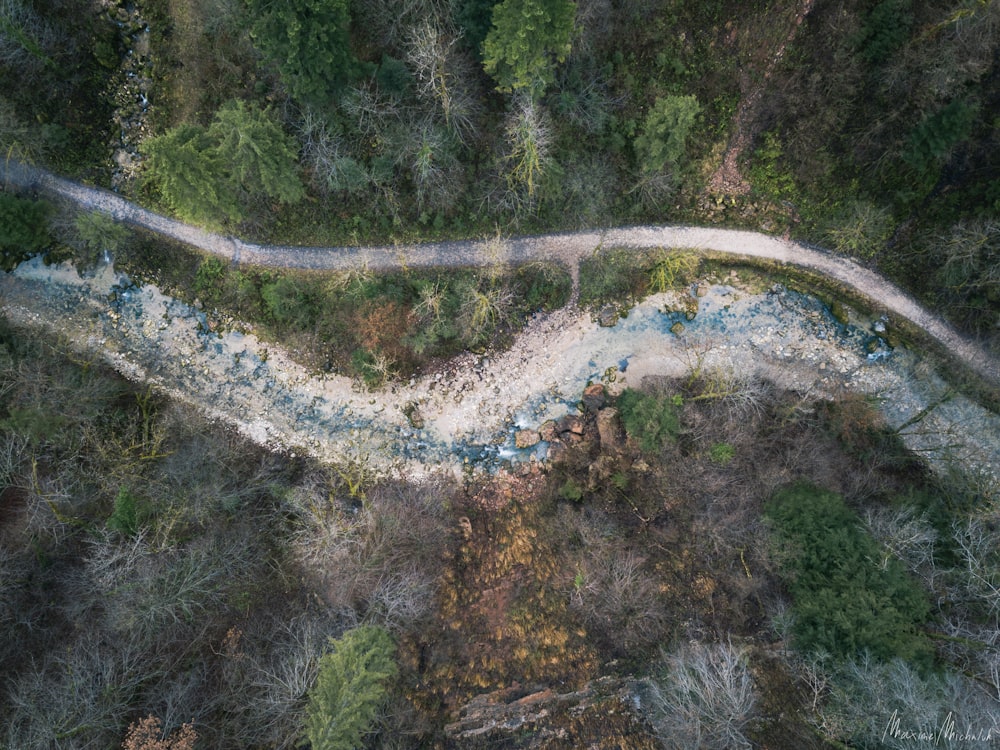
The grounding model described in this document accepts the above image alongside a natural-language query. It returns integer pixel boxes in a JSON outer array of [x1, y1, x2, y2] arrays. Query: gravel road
[[2, 159, 996, 388]]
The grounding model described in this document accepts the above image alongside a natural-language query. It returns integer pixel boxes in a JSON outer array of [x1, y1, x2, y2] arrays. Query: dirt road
[[2, 158, 996, 387]]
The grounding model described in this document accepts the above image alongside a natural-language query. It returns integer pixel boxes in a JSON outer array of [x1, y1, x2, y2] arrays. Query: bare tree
[[642, 639, 757, 750]]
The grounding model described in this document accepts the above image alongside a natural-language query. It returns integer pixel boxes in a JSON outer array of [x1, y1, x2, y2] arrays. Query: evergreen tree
[[141, 101, 304, 226], [141, 122, 241, 225], [482, 0, 576, 96], [248, 0, 367, 106], [208, 100, 305, 205], [301, 626, 398, 750], [634, 95, 701, 176]]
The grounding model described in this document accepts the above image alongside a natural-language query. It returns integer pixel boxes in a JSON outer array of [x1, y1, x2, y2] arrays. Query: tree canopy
[[482, 0, 576, 95], [302, 625, 398, 750], [141, 101, 303, 226], [247, 0, 367, 106], [634, 95, 701, 176]]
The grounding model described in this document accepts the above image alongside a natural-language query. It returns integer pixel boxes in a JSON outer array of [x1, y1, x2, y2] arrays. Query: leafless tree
[[642, 639, 757, 750]]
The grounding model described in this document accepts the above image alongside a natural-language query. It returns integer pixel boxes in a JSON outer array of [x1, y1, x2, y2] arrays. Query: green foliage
[[616, 388, 681, 453], [633, 95, 701, 176], [709, 442, 735, 465], [142, 101, 304, 226], [747, 130, 797, 201], [141, 123, 242, 225], [648, 250, 700, 293], [483, 0, 576, 95], [902, 99, 978, 180], [301, 625, 398, 750], [261, 277, 315, 329], [107, 487, 147, 536], [855, 0, 913, 64], [207, 100, 305, 205], [824, 199, 894, 260], [765, 483, 933, 667], [0, 192, 49, 270], [578, 249, 649, 309], [558, 477, 584, 502], [248, 0, 367, 105], [457, 0, 499, 58], [74, 211, 128, 262]]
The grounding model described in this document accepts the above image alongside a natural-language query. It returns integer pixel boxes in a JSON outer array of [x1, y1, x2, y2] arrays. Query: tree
[[142, 102, 304, 226], [208, 100, 305, 205], [765, 483, 934, 666], [643, 640, 757, 750], [248, 0, 366, 106], [501, 93, 552, 204], [141, 123, 241, 225], [301, 625, 398, 750], [634, 94, 700, 176], [482, 0, 576, 96]]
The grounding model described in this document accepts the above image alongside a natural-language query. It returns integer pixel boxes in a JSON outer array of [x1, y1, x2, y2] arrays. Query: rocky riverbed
[[2, 256, 998, 490]]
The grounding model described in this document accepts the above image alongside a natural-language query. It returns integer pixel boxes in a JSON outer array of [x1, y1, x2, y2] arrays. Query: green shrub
[[616, 389, 681, 453], [765, 483, 933, 667], [302, 625, 398, 750], [107, 487, 147, 536], [634, 94, 701, 176], [0, 192, 50, 271], [903, 100, 978, 180], [261, 277, 315, 329], [709, 442, 735, 465], [855, 0, 913, 64]]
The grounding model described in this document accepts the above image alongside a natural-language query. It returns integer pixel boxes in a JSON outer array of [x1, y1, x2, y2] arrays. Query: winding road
[[2, 158, 997, 388]]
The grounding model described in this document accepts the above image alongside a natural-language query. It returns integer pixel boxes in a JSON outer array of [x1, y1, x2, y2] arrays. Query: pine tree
[[483, 0, 576, 96], [301, 626, 398, 750]]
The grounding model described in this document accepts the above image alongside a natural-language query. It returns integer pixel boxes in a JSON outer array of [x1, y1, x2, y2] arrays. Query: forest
[[0, 0, 999, 747]]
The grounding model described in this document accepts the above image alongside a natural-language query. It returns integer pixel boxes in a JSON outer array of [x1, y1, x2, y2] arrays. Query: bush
[[0, 192, 49, 270], [633, 94, 701, 176], [616, 388, 682, 453], [765, 483, 933, 667]]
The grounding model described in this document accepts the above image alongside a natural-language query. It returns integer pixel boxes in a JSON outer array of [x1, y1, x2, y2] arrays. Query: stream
[[2, 256, 998, 491]]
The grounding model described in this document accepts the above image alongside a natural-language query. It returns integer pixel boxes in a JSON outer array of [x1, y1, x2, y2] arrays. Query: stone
[[670, 321, 685, 335], [596, 408, 625, 450], [597, 304, 619, 327], [514, 429, 540, 449], [403, 402, 424, 429], [581, 383, 606, 412], [538, 420, 558, 442], [557, 414, 585, 435]]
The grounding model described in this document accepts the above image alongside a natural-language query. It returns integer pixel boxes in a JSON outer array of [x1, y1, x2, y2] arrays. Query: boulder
[[514, 429, 540, 449], [581, 383, 606, 412], [557, 414, 585, 436], [597, 304, 619, 327], [596, 408, 625, 450], [538, 420, 558, 442]]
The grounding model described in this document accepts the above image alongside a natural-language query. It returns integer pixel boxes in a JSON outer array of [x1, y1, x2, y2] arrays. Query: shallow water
[[2, 256, 998, 489]]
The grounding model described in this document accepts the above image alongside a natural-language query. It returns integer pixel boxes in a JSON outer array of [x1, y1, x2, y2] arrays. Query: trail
[[3, 159, 995, 387]]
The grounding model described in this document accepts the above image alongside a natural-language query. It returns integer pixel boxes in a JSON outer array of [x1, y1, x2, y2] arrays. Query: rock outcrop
[[443, 677, 660, 749]]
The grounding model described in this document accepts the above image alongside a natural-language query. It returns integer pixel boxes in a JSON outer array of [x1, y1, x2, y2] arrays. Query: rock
[[514, 429, 540, 449], [538, 420, 558, 442], [403, 402, 425, 429], [597, 304, 619, 327], [581, 383, 606, 412], [670, 321, 685, 335], [444, 677, 657, 748], [596, 408, 625, 451], [557, 414, 585, 436]]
